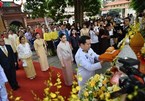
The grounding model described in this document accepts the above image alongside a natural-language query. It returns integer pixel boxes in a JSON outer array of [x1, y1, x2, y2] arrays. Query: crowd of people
[[0, 13, 140, 100]]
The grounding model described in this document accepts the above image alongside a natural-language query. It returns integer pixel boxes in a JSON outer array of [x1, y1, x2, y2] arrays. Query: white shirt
[[17, 43, 32, 59], [94, 26, 99, 33], [75, 48, 102, 87], [0, 65, 8, 86], [109, 29, 114, 46], [89, 30, 99, 44], [0, 46, 8, 54]]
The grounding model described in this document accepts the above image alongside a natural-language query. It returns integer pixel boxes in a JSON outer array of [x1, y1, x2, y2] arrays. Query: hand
[[61, 62, 65, 68], [62, 66, 65, 69], [100, 60, 105, 64], [118, 30, 122, 34]]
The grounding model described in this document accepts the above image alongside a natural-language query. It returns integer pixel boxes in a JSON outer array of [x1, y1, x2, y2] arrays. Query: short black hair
[[79, 35, 90, 44], [59, 33, 65, 38], [124, 17, 131, 22], [19, 35, 25, 43]]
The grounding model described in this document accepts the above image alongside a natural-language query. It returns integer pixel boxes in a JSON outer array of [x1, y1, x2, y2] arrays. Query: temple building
[[0, 1, 27, 32], [101, 0, 135, 17]]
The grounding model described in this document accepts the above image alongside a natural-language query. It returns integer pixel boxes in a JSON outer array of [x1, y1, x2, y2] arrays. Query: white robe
[[75, 48, 102, 95]]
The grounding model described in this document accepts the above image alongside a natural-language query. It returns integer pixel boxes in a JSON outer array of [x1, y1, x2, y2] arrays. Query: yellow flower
[[52, 98, 59, 101], [93, 92, 98, 97], [44, 88, 49, 95], [57, 78, 61, 82], [9, 95, 13, 99], [43, 97, 49, 101], [72, 88, 77, 93], [101, 86, 106, 91], [76, 86, 81, 91], [105, 92, 110, 99], [133, 91, 138, 96], [15, 97, 21, 101], [100, 93, 104, 100], [98, 89, 103, 95], [130, 35, 134, 39], [57, 85, 62, 89], [113, 85, 120, 92], [77, 75, 82, 81], [127, 94, 133, 100], [55, 91, 60, 95], [102, 79, 107, 85], [90, 80, 95, 87], [47, 80, 50, 84], [93, 74, 100, 82], [50, 92, 56, 98], [71, 94, 78, 99], [48, 82, 52, 87], [58, 95, 64, 101], [84, 91, 89, 97], [72, 81, 77, 85]]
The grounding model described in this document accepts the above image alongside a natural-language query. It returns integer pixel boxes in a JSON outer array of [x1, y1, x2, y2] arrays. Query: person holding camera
[[117, 17, 131, 43]]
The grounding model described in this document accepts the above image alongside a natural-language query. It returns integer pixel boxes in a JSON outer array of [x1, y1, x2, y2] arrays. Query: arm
[[34, 41, 40, 57], [77, 56, 102, 71], [68, 42, 73, 61], [8, 45, 16, 62], [57, 45, 64, 67]]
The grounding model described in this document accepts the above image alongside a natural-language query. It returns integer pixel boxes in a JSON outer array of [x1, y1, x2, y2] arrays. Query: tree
[[24, 0, 101, 25], [130, 0, 145, 13]]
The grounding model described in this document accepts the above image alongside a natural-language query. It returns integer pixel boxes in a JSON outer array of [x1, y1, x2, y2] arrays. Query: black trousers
[[91, 42, 100, 54], [4, 67, 19, 89], [46, 41, 56, 55], [14, 52, 19, 70]]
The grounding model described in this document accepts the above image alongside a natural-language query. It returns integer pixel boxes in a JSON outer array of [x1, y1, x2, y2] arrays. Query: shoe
[[30, 76, 35, 80]]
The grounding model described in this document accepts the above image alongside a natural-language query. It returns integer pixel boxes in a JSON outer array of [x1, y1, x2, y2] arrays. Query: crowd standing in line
[[1, 13, 143, 99]]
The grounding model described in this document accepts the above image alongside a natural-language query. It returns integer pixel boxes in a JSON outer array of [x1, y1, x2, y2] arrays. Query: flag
[[14, 0, 23, 5]]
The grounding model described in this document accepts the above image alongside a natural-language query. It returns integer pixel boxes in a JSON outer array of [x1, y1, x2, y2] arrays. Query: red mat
[[6, 62, 72, 101]]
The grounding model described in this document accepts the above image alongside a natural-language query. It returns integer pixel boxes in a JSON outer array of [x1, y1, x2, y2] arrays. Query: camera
[[111, 57, 145, 99]]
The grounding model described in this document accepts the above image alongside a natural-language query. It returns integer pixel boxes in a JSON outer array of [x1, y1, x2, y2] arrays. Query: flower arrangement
[[31, 71, 80, 101], [80, 74, 120, 101], [31, 72, 66, 101], [118, 23, 140, 50]]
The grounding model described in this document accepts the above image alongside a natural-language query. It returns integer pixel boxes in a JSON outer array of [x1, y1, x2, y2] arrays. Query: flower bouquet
[[80, 74, 121, 101]]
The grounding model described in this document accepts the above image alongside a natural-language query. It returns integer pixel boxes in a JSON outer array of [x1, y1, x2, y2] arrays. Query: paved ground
[[32, 51, 111, 74]]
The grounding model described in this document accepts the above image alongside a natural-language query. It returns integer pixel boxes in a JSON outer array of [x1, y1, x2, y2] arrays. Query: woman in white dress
[[17, 36, 36, 79]]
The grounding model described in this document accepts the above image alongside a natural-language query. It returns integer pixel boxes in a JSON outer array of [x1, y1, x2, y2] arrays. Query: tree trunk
[[74, 0, 83, 27]]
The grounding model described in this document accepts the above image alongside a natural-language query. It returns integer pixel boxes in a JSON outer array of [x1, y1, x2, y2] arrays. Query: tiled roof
[[100, 8, 110, 11], [105, 0, 130, 6]]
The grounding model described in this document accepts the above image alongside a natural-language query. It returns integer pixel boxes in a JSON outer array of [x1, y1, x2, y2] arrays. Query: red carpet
[[6, 62, 72, 101]]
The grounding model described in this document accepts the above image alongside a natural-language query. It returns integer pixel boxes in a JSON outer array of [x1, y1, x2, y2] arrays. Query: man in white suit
[[75, 36, 105, 95], [0, 65, 9, 101]]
